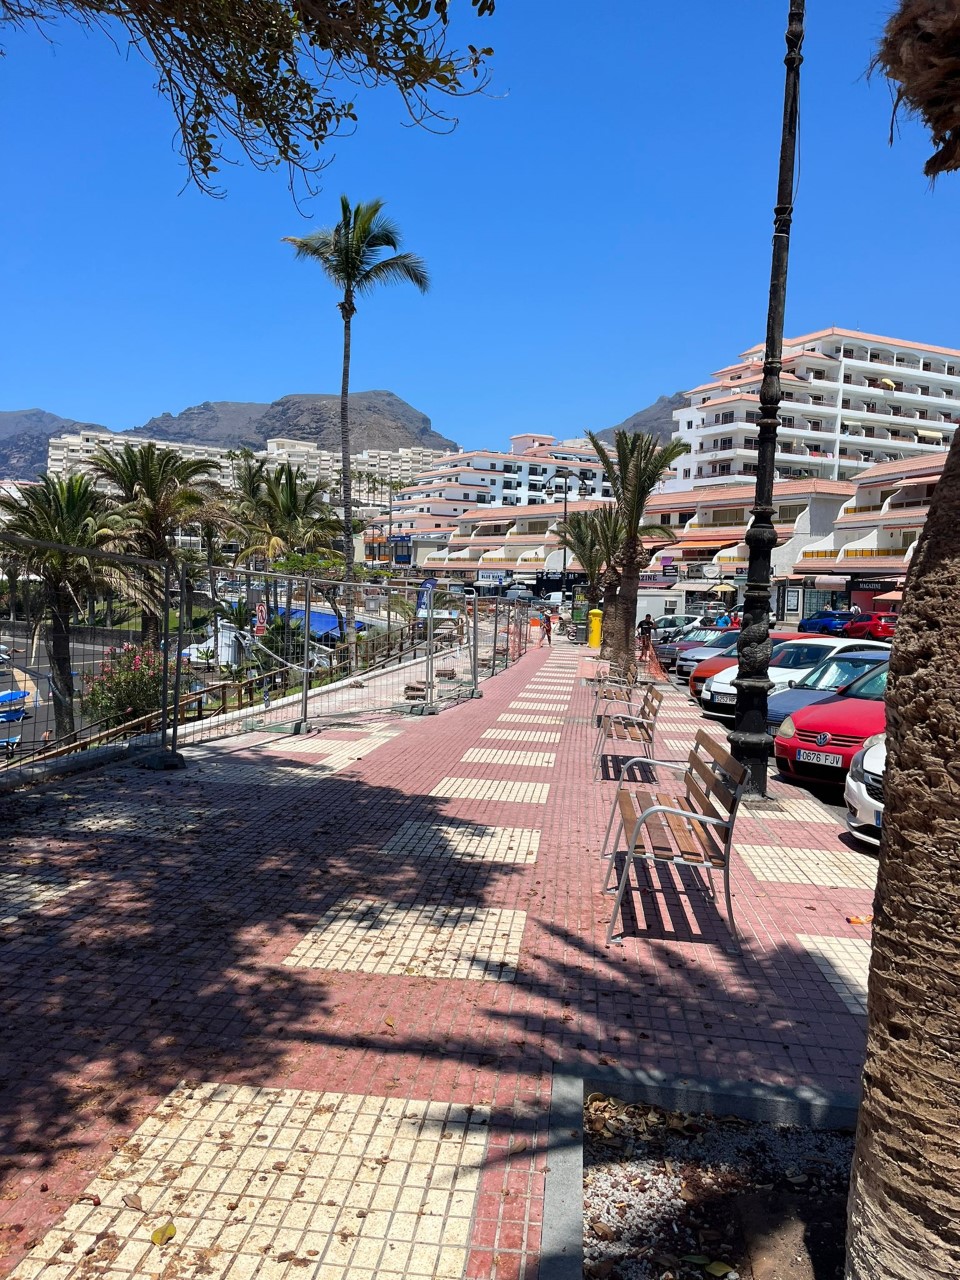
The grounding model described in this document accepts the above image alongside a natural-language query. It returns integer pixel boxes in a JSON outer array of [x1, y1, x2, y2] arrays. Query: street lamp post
[[730, 0, 805, 796], [551, 469, 590, 595]]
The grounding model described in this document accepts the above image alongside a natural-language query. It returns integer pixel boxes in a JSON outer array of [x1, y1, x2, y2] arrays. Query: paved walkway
[[0, 645, 874, 1280]]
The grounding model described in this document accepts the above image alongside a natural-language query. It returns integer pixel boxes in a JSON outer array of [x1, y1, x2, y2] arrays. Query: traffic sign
[[254, 601, 268, 636]]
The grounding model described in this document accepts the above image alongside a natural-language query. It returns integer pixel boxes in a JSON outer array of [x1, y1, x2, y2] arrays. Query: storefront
[[848, 576, 903, 612]]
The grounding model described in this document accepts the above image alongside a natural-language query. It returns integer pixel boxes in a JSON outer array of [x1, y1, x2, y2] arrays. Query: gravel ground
[[582, 1094, 854, 1280]]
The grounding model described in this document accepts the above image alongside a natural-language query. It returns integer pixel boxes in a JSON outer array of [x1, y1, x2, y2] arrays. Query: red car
[[842, 612, 897, 641], [774, 661, 888, 780], [687, 631, 806, 699]]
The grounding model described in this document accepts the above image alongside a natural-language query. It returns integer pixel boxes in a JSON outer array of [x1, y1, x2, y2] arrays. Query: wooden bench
[[592, 685, 664, 780], [599, 729, 746, 946]]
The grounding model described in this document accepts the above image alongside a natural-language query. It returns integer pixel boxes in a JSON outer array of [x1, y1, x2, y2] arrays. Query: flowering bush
[[83, 643, 164, 728]]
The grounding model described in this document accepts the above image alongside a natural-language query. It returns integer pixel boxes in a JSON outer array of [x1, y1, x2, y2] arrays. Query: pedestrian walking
[[637, 613, 654, 660], [537, 609, 552, 648]]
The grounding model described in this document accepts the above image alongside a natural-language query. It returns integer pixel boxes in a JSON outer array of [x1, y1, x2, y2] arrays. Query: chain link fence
[[0, 537, 532, 780]]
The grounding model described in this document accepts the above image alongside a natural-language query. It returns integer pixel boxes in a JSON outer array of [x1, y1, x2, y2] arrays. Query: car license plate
[[796, 749, 844, 766], [713, 692, 736, 705], [874, 811, 883, 827]]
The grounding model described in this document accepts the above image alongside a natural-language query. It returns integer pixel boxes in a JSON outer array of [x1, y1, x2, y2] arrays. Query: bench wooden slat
[[696, 728, 745, 785], [687, 750, 736, 813], [619, 788, 672, 859]]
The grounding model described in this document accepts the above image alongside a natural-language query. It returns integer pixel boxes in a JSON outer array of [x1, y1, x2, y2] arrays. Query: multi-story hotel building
[[670, 327, 960, 489], [46, 428, 447, 494], [371, 434, 616, 569], [793, 451, 943, 611]]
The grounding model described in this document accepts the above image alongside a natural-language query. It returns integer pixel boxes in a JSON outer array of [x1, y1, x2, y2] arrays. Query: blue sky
[[2, 1, 958, 450]]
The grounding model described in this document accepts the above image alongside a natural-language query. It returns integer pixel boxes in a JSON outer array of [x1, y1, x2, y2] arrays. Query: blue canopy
[[281, 608, 365, 637]]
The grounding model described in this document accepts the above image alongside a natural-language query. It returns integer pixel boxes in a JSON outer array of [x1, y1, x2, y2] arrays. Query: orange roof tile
[[853, 452, 947, 483]]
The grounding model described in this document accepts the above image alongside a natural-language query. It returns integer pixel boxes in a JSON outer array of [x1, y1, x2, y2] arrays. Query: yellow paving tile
[[739, 844, 877, 890], [283, 898, 526, 980], [460, 748, 556, 767], [429, 777, 550, 804], [378, 819, 539, 864], [6, 1084, 489, 1280], [796, 934, 871, 1015]]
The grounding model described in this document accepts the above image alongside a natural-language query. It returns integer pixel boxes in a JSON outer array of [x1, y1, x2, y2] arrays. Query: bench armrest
[[615, 756, 686, 782]]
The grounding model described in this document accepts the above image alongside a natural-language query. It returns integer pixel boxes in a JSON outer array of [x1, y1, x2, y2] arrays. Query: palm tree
[[843, 11, 960, 1278], [91, 441, 218, 643], [283, 196, 429, 666], [556, 509, 611, 609], [0, 475, 126, 742], [235, 464, 338, 565], [585, 431, 687, 665]]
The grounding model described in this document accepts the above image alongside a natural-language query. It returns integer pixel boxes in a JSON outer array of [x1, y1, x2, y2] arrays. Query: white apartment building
[[670, 327, 960, 490], [46, 429, 447, 494], [379, 434, 615, 570]]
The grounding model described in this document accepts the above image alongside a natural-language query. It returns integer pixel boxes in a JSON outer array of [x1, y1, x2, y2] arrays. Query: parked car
[[653, 613, 702, 636], [682, 630, 807, 694], [845, 734, 886, 846], [766, 648, 890, 737], [701, 637, 889, 718], [774, 661, 888, 781], [655, 626, 735, 671], [842, 612, 898, 641], [797, 609, 859, 635]]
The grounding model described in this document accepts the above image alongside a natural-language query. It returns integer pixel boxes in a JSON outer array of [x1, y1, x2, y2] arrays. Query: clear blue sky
[[2, 1, 957, 450]]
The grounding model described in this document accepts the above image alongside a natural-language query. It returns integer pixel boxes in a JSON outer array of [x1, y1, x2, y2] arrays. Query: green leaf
[[151, 1224, 176, 1247], [705, 1264, 734, 1277]]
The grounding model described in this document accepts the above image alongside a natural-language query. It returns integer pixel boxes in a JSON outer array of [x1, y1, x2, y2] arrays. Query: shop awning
[[814, 575, 847, 589], [874, 589, 903, 604], [916, 429, 943, 441]]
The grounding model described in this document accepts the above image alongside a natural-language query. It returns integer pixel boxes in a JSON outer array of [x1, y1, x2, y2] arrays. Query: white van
[[540, 591, 573, 608]]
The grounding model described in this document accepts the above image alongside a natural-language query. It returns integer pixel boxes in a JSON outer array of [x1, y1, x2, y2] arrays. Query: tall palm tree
[[91, 441, 218, 643], [283, 196, 429, 665], [844, 11, 960, 1278], [585, 431, 687, 664], [0, 475, 126, 742]]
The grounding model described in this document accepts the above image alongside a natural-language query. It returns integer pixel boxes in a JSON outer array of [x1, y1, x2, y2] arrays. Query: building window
[[949, 365, 957, 376], [720, 412, 734, 424], [686, 420, 694, 430], [682, 467, 691, 479], [778, 503, 805, 521], [718, 463, 731, 476], [843, 347, 855, 357], [810, 394, 824, 404], [719, 437, 733, 450], [812, 369, 825, 380]]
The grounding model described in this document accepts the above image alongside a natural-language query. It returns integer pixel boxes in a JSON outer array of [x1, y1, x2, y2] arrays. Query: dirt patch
[[582, 1093, 853, 1280]]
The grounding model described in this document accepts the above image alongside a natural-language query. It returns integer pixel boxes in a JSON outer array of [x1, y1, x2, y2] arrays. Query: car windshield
[[796, 654, 884, 691], [841, 663, 889, 700], [720, 640, 741, 656], [677, 628, 719, 643], [770, 642, 835, 670]]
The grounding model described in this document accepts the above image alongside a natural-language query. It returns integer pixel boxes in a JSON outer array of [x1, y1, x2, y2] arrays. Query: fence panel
[[0, 537, 532, 779]]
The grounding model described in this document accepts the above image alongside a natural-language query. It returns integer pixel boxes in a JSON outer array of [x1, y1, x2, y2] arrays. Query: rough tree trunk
[[45, 590, 76, 743], [607, 538, 644, 667], [339, 297, 357, 671], [845, 432, 960, 1279]]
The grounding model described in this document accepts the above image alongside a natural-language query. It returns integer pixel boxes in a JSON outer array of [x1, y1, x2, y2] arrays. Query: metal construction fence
[[0, 536, 532, 780]]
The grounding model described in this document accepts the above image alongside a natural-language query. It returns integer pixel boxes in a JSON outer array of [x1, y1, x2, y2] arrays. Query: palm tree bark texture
[[284, 196, 428, 670], [844, 7, 960, 1276]]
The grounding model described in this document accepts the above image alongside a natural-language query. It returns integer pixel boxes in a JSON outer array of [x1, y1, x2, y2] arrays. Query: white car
[[845, 734, 886, 847], [700, 636, 890, 719]]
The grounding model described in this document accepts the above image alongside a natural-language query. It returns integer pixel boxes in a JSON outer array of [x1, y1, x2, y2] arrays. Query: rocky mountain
[[0, 391, 457, 480], [596, 391, 686, 445]]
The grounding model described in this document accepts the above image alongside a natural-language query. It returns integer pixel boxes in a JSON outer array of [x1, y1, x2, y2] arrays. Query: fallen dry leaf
[[150, 1224, 176, 1247], [122, 1194, 143, 1212]]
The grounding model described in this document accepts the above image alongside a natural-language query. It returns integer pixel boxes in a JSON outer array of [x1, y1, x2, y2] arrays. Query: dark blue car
[[766, 648, 889, 736], [797, 609, 858, 635]]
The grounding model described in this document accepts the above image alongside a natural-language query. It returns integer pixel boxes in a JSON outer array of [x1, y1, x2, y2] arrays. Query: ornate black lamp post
[[552, 468, 590, 594], [730, 0, 805, 796]]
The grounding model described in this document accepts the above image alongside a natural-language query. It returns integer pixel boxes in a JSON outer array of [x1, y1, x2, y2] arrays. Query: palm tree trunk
[[845, 435, 960, 1280], [607, 538, 642, 666], [340, 298, 357, 670], [45, 589, 76, 743], [208, 549, 220, 670]]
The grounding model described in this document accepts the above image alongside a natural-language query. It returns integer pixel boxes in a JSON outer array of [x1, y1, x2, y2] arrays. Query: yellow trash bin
[[588, 608, 603, 648]]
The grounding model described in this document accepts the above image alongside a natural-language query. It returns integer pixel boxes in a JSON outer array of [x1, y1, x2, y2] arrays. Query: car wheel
[[819, 626, 831, 635]]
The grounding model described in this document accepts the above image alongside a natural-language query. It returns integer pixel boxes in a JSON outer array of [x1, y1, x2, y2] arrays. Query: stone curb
[[539, 1069, 860, 1280]]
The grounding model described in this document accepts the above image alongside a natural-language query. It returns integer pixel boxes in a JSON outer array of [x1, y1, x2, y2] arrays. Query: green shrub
[[83, 643, 164, 727]]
